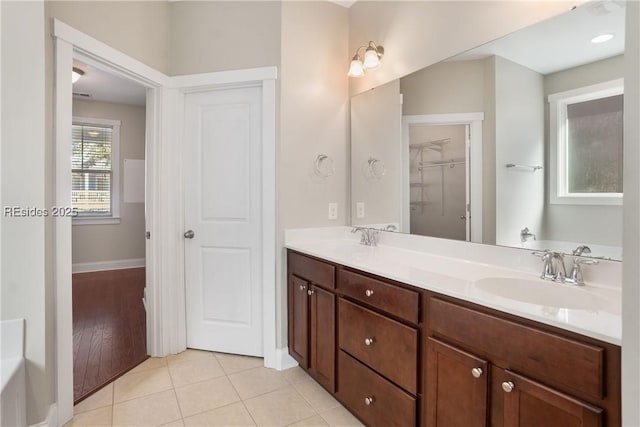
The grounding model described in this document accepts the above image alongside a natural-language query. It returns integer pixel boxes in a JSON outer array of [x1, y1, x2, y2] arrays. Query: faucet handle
[[531, 250, 551, 257], [574, 257, 599, 266], [572, 245, 592, 256]]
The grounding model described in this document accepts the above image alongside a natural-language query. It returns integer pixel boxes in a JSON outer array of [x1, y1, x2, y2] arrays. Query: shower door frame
[[401, 113, 484, 242]]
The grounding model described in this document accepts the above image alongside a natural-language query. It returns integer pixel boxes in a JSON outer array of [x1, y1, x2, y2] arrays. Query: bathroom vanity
[[286, 233, 621, 427]]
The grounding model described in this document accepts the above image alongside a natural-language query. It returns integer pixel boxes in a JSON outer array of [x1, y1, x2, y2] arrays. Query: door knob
[[364, 396, 374, 406], [307, 289, 315, 296], [365, 289, 374, 297], [184, 230, 195, 239], [502, 381, 514, 393], [471, 367, 483, 378], [364, 337, 375, 346], [460, 215, 467, 220]]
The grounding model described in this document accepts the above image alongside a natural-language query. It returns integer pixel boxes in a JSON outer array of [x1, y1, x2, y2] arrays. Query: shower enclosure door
[[408, 124, 469, 241]]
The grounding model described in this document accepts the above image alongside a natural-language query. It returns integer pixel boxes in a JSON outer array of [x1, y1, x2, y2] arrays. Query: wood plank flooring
[[73, 267, 148, 403]]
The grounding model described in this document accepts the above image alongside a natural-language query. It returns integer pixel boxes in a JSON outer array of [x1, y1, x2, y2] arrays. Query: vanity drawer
[[337, 269, 419, 323], [337, 350, 416, 427], [339, 298, 418, 394], [428, 297, 605, 399], [288, 251, 335, 289]]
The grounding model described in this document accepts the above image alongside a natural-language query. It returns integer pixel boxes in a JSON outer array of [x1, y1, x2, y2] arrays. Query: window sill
[[72, 217, 121, 226], [550, 195, 623, 206]]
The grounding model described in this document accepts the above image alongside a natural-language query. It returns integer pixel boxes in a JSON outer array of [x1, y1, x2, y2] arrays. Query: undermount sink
[[473, 277, 608, 311]]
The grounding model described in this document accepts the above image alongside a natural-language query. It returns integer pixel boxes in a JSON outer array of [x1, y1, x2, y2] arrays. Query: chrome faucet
[[533, 248, 598, 286], [351, 227, 379, 246], [520, 227, 536, 243]]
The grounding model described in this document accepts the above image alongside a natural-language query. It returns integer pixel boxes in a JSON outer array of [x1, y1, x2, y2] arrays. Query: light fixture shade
[[72, 67, 84, 84], [347, 57, 365, 77], [363, 47, 381, 69]]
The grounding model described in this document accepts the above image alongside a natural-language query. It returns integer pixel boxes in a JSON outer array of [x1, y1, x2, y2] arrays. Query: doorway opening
[[70, 60, 149, 403]]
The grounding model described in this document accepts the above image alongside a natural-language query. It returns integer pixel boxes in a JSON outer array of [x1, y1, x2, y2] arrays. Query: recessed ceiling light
[[591, 33, 614, 44]]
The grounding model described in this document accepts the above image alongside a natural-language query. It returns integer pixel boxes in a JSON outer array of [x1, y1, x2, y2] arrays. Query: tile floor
[[66, 349, 364, 427]]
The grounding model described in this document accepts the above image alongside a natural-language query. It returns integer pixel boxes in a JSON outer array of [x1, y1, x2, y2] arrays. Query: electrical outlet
[[328, 202, 338, 220], [356, 202, 365, 218]]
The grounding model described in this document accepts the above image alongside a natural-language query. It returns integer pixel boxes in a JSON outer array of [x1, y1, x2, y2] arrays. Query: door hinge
[[146, 231, 151, 239]]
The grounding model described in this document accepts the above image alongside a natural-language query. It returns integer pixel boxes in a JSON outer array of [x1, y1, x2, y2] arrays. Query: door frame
[[53, 20, 278, 426], [401, 113, 483, 242]]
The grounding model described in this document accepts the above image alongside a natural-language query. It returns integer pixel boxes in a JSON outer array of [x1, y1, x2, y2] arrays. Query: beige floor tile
[[292, 378, 340, 412], [64, 406, 112, 427], [183, 402, 256, 427], [74, 382, 113, 414], [215, 352, 264, 375], [161, 419, 185, 427], [318, 407, 364, 427], [127, 356, 168, 375], [168, 354, 225, 388], [114, 367, 173, 403], [112, 389, 182, 427], [228, 367, 289, 400], [287, 415, 329, 427], [175, 376, 241, 417], [244, 388, 316, 426], [167, 349, 212, 365], [282, 366, 311, 385]]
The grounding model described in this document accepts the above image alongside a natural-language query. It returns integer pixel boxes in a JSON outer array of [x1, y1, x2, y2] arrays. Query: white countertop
[[285, 234, 621, 345]]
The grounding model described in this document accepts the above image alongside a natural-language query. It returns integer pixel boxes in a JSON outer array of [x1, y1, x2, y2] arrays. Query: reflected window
[[549, 79, 623, 205]]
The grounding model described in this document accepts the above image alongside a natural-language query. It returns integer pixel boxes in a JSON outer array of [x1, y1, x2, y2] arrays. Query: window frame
[[72, 116, 121, 225], [548, 78, 624, 206]]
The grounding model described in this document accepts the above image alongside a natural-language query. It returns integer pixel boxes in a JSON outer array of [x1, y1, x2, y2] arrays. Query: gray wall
[[542, 55, 624, 246], [72, 100, 146, 265]]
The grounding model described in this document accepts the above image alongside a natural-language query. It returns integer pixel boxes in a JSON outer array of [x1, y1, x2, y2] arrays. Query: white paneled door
[[184, 86, 263, 356]]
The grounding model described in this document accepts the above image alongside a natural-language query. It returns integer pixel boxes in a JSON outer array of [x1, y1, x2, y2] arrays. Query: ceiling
[[452, 1, 625, 75], [73, 60, 147, 107]]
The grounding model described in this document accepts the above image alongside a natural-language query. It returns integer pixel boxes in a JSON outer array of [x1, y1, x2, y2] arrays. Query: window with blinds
[[72, 124, 114, 216]]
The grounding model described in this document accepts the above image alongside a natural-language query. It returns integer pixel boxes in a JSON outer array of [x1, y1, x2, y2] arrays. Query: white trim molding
[[72, 258, 146, 274], [401, 113, 484, 243], [29, 404, 57, 427]]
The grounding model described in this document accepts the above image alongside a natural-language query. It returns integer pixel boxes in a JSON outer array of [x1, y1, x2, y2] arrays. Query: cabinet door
[[288, 275, 309, 368], [501, 370, 603, 427], [310, 285, 335, 392], [425, 338, 488, 427]]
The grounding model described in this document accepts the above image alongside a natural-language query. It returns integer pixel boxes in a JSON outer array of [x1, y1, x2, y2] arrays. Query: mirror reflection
[[350, 2, 625, 260]]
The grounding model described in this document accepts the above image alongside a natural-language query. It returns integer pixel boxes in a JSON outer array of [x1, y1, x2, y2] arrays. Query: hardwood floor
[[73, 267, 148, 403]]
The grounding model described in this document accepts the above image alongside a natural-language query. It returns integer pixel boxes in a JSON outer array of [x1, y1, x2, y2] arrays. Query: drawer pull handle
[[365, 289, 374, 297], [471, 367, 483, 378], [502, 381, 514, 393], [299, 284, 305, 291], [364, 337, 375, 346], [364, 396, 374, 406], [307, 289, 315, 296]]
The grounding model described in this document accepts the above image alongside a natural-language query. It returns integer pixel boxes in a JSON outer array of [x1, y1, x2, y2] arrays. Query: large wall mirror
[[350, 2, 625, 261]]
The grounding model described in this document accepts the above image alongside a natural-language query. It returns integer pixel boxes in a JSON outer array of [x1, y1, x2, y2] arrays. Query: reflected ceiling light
[[72, 67, 85, 84], [347, 41, 384, 77], [591, 33, 614, 44]]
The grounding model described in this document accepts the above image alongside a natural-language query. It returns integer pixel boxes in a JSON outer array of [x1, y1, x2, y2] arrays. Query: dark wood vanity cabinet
[[287, 251, 336, 391], [286, 249, 621, 427]]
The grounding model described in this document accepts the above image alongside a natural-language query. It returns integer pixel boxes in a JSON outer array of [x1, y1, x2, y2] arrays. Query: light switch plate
[[356, 202, 365, 218], [328, 202, 338, 220]]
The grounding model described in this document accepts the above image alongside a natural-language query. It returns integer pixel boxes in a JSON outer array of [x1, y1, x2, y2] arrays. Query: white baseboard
[[30, 403, 57, 427], [72, 258, 146, 274], [269, 347, 298, 371]]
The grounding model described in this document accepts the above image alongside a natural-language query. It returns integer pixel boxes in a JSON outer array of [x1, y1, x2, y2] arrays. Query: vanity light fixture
[[591, 33, 614, 44], [72, 67, 85, 84], [347, 41, 384, 77]]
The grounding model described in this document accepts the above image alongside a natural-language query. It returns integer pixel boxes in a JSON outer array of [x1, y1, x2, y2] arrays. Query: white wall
[[494, 56, 545, 247], [1, 1, 53, 424], [350, 80, 401, 226], [71, 100, 146, 265], [279, 1, 349, 347], [169, 1, 281, 76], [542, 55, 624, 247]]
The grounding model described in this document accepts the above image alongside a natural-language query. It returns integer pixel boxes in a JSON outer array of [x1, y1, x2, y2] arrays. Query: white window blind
[[72, 124, 114, 216]]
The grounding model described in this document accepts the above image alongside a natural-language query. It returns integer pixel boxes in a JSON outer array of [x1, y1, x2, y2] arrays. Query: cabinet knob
[[307, 289, 314, 296], [364, 337, 375, 346], [502, 381, 514, 393], [299, 284, 305, 291], [471, 367, 483, 378], [364, 396, 374, 406], [365, 289, 374, 297]]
